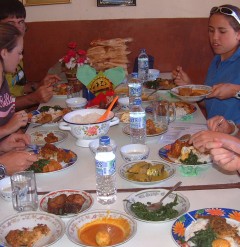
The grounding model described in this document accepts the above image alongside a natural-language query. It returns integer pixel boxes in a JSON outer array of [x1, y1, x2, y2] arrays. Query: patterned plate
[[158, 144, 212, 166], [172, 208, 240, 246], [29, 148, 77, 175], [40, 189, 94, 218], [119, 160, 175, 185], [29, 130, 68, 146], [124, 189, 190, 223], [123, 124, 168, 137], [0, 211, 65, 247]]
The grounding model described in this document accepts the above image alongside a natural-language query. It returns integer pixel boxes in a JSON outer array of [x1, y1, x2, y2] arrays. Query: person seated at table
[[172, 4, 240, 124], [0, 0, 60, 111], [0, 132, 37, 177], [190, 130, 240, 173], [0, 23, 29, 139]]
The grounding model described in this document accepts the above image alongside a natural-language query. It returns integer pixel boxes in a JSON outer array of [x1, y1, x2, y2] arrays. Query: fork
[[146, 181, 182, 212]]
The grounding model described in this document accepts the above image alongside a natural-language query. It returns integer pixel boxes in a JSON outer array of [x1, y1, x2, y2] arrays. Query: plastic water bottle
[[128, 75, 142, 108], [138, 48, 149, 82], [129, 99, 146, 144], [95, 136, 117, 204], [128, 75, 146, 144]]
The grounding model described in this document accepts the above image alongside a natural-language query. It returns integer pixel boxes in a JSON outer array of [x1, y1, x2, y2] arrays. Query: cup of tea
[[152, 100, 176, 126], [11, 171, 38, 212]]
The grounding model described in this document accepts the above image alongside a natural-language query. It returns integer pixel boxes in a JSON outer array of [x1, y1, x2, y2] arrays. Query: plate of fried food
[[0, 211, 65, 247], [29, 130, 68, 146], [27, 143, 77, 174], [123, 188, 190, 223], [172, 207, 240, 247], [144, 78, 176, 90], [158, 138, 212, 166], [28, 105, 71, 127], [53, 82, 68, 98], [170, 85, 212, 102], [119, 160, 175, 185], [40, 189, 94, 218], [123, 119, 168, 137]]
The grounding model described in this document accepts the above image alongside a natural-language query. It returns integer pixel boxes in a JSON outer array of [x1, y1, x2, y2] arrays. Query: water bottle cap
[[99, 136, 110, 145], [131, 72, 138, 78]]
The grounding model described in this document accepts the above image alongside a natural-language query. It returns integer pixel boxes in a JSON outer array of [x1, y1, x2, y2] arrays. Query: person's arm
[[0, 151, 37, 176], [0, 133, 30, 153], [172, 66, 191, 85], [206, 83, 240, 99]]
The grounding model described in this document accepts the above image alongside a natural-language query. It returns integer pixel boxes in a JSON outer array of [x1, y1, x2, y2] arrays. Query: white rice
[[70, 113, 102, 124], [176, 107, 188, 118]]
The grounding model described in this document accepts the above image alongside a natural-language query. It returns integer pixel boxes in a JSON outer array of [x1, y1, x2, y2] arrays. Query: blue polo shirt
[[205, 47, 240, 124]]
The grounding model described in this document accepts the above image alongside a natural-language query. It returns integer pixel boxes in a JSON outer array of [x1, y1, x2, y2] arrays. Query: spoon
[[96, 96, 119, 123], [147, 89, 158, 99], [146, 181, 182, 212]]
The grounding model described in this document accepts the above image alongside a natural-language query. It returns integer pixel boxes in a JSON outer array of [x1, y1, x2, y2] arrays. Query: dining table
[[0, 75, 240, 247]]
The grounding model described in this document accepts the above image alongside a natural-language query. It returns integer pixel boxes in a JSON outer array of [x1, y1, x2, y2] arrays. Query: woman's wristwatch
[[227, 120, 239, 136]]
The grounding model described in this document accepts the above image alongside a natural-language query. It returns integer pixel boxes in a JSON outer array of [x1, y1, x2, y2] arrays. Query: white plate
[[29, 148, 77, 175], [66, 210, 137, 246], [123, 189, 190, 223], [123, 124, 168, 137], [40, 189, 94, 218], [170, 85, 212, 102], [0, 211, 65, 247], [119, 160, 175, 185], [29, 130, 68, 146]]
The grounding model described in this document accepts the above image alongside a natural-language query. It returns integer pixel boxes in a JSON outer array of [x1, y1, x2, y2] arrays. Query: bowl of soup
[[66, 210, 137, 246], [120, 144, 150, 162]]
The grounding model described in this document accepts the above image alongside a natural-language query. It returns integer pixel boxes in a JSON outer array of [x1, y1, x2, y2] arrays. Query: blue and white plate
[[172, 208, 240, 246]]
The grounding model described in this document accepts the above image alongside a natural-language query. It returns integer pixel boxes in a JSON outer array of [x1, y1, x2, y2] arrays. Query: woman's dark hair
[[0, 0, 26, 21], [210, 4, 240, 32], [0, 23, 22, 60]]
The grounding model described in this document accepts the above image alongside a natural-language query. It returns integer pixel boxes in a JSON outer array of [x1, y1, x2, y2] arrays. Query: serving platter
[[28, 147, 77, 174], [123, 189, 190, 223], [0, 211, 65, 247], [118, 160, 175, 185], [172, 207, 240, 246], [40, 189, 94, 218], [123, 123, 168, 137], [29, 130, 68, 146]]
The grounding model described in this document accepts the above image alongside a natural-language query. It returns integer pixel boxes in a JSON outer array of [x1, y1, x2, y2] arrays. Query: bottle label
[[130, 114, 146, 129], [128, 84, 142, 96], [96, 159, 116, 176]]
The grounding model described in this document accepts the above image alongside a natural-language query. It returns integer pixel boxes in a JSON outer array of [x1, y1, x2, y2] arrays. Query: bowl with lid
[[59, 108, 119, 147]]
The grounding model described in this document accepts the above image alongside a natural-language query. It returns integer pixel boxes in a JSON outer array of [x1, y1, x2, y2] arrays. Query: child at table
[[172, 4, 240, 124]]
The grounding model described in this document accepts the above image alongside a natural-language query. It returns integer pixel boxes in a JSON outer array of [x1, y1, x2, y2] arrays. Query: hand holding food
[[172, 66, 191, 85]]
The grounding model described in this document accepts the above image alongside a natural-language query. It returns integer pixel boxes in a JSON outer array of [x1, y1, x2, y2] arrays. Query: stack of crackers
[[87, 38, 132, 73]]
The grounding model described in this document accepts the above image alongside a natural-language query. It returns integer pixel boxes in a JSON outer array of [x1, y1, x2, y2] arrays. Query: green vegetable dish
[[130, 195, 179, 221]]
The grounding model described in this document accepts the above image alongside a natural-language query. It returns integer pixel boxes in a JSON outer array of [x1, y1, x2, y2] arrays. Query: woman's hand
[[172, 66, 191, 85], [0, 151, 38, 175], [0, 133, 31, 152], [1, 110, 28, 138]]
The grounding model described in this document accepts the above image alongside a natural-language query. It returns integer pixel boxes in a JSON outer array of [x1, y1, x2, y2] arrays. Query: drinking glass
[[11, 171, 38, 212], [152, 100, 176, 126]]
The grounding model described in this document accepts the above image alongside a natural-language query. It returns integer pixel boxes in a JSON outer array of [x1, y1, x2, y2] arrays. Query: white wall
[[25, 0, 240, 22]]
